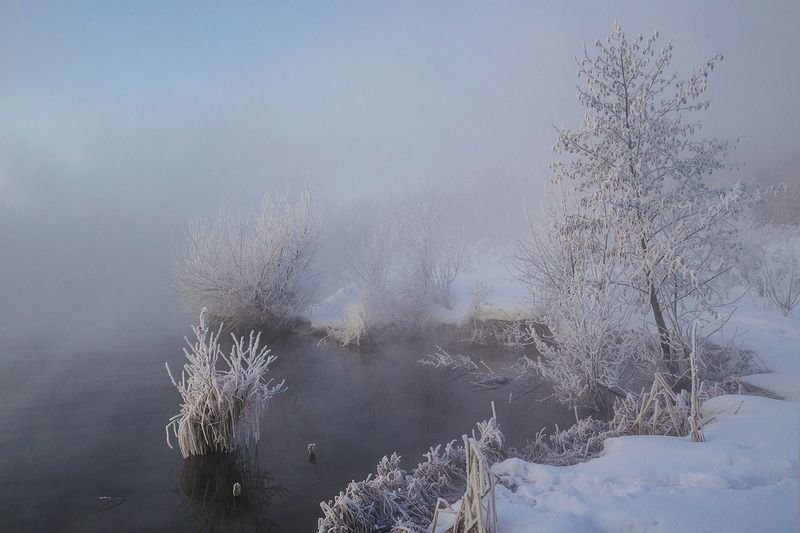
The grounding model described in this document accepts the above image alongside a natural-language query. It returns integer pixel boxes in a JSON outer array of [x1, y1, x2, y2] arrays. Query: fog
[[1, 1, 799, 346]]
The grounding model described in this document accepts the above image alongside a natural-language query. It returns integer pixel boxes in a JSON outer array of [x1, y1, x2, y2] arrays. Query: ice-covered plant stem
[[166, 308, 286, 458]]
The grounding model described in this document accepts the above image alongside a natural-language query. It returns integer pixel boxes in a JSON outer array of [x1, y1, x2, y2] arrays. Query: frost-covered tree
[[176, 187, 319, 331], [551, 23, 758, 385]]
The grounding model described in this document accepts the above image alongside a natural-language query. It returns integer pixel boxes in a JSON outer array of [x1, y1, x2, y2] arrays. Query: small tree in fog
[[548, 22, 757, 385], [176, 187, 319, 330], [333, 183, 465, 343]]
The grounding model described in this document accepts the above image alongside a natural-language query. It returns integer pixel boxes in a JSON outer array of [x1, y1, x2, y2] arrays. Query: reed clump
[[166, 308, 286, 458]]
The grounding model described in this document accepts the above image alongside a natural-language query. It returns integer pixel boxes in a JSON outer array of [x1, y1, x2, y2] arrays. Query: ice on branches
[[165, 308, 286, 458], [175, 187, 319, 331], [517, 22, 763, 391]]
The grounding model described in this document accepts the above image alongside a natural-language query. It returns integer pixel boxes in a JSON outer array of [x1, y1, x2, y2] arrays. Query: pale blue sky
[[1, 1, 798, 341]]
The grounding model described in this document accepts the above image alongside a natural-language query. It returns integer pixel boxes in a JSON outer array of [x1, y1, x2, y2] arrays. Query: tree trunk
[[648, 287, 670, 358], [649, 285, 685, 390]]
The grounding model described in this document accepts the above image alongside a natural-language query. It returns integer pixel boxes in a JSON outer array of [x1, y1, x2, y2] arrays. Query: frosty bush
[[509, 415, 614, 467], [327, 299, 370, 347], [166, 309, 286, 458], [531, 260, 644, 410], [392, 185, 465, 328], [333, 184, 465, 344], [431, 240, 465, 310], [176, 187, 318, 331], [760, 236, 800, 316], [517, 221, 644, 409]]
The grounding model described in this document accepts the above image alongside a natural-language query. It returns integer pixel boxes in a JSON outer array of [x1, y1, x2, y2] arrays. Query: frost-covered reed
[[431, 436, 497, 533], [317, 407, 504, 533], [327, 300, 370, 347], [611, 372, 696, 438], [166, 308, 286, 458], [508, 411, 615, 467]]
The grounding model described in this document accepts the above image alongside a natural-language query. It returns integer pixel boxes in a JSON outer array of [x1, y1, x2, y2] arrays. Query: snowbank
[[729, 299, 800, 401], [490, 395, 798, 532]]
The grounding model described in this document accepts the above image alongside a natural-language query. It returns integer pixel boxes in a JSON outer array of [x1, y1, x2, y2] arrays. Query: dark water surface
[[0, 333, 574, 532]]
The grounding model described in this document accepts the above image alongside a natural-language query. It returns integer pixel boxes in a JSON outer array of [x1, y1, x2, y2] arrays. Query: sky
[[1, 1, 799, 344]]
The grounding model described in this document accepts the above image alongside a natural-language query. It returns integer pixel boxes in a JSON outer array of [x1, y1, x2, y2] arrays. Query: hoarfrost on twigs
[[165, 308, 286, 458]]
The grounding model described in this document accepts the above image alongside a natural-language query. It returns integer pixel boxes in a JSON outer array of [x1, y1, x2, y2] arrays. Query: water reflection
[[173, 448, 286, 532]]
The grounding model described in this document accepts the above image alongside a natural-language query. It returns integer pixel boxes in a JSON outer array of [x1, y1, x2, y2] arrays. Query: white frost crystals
[[165, 308, 287, 458], [175, 187, 319, 331]]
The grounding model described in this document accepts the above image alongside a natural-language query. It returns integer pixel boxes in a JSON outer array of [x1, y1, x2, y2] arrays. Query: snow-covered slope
[[730, 301, 800, 401], [489, 395, 798, 532]]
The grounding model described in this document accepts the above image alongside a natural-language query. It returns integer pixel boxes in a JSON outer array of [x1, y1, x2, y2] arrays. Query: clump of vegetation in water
[[166, 308, 286, 458]]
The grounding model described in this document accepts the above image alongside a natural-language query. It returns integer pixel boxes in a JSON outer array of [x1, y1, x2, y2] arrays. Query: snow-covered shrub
[[392, 186, 465, 329], [760, 236, 800, 316], [333, 184, 465, 343], [317, 408, 503, 533], [175, 187, 318, 331], [509, 415, 614, 467], [431, 240, 465, 310], [165, 309, 286, 458], [698, 340, 762, 382], [530, 248, 644, 410], [462, 281, 499, 345]]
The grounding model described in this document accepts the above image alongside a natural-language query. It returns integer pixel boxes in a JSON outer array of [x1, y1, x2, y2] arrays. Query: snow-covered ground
[[311, 249, 799, 532], [430, 296, 800, 532], [730, 303, 800, 402], [487, 393, 798, 532]]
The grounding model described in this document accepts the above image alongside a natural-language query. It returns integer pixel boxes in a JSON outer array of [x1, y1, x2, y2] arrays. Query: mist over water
[[1, 3, 800, 532], [2, 1, 799, 345]]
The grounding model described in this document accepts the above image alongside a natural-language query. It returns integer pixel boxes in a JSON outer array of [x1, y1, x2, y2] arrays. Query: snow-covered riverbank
[[485, 300, 799, 533]]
